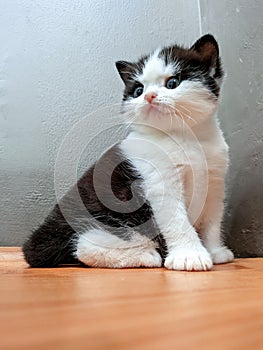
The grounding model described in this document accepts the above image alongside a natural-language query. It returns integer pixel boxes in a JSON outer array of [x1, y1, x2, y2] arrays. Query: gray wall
[[0, 0, 262, 256], [199, 0, 263, 256]]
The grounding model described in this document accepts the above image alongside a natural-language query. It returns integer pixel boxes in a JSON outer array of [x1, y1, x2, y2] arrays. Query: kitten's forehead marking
[[137, 50, 179, 85]]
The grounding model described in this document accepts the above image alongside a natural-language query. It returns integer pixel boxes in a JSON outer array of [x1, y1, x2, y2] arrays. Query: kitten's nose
[[144, 92, 157, 104]]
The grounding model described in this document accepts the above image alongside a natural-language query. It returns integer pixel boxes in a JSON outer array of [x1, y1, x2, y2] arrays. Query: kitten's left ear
[[190, 34, 223, 79], [190, 34, 219, 66], [115, 61, 135, 84]]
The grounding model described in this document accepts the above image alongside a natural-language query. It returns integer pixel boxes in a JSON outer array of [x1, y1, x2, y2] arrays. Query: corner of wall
[[197, 0, 202, 35]]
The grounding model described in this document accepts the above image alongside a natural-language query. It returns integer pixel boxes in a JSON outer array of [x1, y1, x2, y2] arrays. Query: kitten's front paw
[[164, 247, 213, 271], [210, 246, 234, 264]]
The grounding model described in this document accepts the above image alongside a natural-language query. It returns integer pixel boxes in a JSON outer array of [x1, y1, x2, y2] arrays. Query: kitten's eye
[[133, 86, 144, 98], [165, 76, 180, 89]]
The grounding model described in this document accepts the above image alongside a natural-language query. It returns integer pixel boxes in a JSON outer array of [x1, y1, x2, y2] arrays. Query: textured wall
[[199, 0, 263, 257], [0, 0, 200, 245], [1, 1, 263, 255]]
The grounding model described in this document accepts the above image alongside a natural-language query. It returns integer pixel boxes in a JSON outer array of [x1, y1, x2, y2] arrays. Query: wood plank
[[0, 248, 262, 350]]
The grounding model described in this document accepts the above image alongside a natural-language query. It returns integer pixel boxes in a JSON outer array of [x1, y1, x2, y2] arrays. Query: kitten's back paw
[[210, 247, 234, 264], [164, 247, 213, 271], [137, 249, 162, 268], [107, 248, 163, 268]]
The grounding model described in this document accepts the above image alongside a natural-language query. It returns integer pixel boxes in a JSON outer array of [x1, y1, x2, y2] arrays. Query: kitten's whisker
[[165, 102, 196, 125], [178, 109, 196, 124], [174, 103, 191, 115], [168, 109, 174, 131]]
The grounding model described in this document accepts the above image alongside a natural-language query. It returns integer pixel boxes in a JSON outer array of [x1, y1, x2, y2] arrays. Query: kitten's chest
[[120, 131, 228, 192], [121, 132, 218, 170], [120, 134, 207, 189]]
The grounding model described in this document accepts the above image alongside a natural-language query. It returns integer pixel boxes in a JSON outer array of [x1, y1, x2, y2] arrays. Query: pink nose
[[144, 92, 157, 104]]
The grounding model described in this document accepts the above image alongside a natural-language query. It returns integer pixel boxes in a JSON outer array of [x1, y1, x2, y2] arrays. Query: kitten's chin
[[131, 100, 217, 134], [142, 103, 162, 116], [135, 109, 180, 134], [132, 113, 204, 135]]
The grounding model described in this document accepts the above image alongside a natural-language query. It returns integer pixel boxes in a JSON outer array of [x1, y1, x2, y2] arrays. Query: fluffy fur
[[23, 34, 234, 270]]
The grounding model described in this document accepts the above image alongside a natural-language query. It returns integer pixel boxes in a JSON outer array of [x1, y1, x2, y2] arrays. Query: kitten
[[23, 34, 234, 270]]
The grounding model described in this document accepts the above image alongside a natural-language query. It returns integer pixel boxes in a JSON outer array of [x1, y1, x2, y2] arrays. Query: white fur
[[76, 229, 162, 268], [136, 49, 178, 85], [76, 52, 234, 271], [125, 64, 217, 134], [120, 53, 234, 270]]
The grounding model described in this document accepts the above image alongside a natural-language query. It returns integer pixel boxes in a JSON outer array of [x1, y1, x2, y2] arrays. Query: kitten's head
[[116, 34, 223, 133]]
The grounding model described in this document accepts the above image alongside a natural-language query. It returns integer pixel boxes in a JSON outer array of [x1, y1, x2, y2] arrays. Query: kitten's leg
[[160, 199, 213, 271], [75, 228, 162, 268], [199, 175, 234, 264], [119, 142, 211, 271], [144, 179, 212, 271], [129, 169, 213, 271]]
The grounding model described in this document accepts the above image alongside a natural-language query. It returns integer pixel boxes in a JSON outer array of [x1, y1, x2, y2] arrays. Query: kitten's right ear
[[115, 61, 135, 84]]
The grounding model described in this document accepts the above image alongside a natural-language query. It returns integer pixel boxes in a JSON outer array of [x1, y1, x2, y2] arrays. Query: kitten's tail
[[22, 205, 79, 268]]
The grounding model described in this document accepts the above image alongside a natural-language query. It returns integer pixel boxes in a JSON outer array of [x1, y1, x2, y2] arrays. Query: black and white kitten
[[23, 34, 234, 270]]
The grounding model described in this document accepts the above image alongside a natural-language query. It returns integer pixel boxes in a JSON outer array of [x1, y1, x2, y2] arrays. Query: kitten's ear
[[115, 61, 135, 84], [190, 34, 219, 66]]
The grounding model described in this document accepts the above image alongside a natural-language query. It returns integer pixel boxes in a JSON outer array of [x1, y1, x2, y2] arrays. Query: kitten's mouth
[[143, 102, 173, 118], [144, 103, 160, 114]]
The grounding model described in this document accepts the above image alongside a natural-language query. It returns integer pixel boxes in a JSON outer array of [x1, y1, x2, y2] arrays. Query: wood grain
[[0, 247, 262, 350]]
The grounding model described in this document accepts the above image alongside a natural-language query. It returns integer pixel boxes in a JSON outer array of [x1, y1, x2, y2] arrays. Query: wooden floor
[[0, 248, 263, 350]]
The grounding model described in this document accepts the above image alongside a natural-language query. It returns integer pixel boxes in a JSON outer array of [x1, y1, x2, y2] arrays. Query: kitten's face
[[116, 34, 223, 133]]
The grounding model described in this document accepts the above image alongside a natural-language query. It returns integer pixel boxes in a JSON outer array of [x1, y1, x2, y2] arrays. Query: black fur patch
[[116, 57, 149, 101], [23, 145, 163, 267], [116, 34, 223, 98]]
